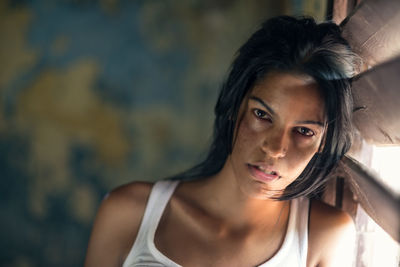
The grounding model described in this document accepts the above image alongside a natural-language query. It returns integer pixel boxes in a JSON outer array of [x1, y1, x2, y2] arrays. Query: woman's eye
[[255, 109, 266, 118], [296, 127, 315, 137], [253, 109, 269, 120]]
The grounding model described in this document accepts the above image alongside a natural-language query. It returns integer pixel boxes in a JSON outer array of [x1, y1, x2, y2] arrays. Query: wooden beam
[[341, 0, 400, 68], [342, 156, 400, 242], [352, 56, 400, 145], [331, 0, 359, 24]]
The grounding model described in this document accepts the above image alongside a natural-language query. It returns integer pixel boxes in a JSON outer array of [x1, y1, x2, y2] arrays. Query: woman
[[85, 16, 360, 267]]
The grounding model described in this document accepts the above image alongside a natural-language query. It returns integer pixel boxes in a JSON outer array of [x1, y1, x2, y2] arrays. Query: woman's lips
[[247, 164, 280, 182]]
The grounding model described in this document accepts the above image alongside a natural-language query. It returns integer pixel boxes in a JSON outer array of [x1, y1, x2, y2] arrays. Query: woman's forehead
[[246, 71, 326, 122], [253, 70, 317, 89]]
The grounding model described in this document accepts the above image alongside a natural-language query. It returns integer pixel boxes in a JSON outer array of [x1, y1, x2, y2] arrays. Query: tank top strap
[[296, 196, 310, 266], [259, 196, 310, 267], [123, 180, 179, 265], [139, 180, 179, 238]]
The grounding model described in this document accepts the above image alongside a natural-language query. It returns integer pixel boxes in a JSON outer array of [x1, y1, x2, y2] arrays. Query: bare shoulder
[[307, 199, 356, 267], [310, 199, 355, 232], [104, 181, 153, 214], [85, 181, 153, 267]]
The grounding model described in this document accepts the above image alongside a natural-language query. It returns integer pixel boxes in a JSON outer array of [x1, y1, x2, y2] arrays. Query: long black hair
[[170, 16, 360, 200]]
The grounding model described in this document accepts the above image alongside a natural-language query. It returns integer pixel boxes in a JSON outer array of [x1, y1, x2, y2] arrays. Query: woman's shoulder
[[106, 181, 154, 208], [307, 199, 356, 267], [98, 181, 154, 229], [84, 181, 154, 267], [309, 199, 354, 229]]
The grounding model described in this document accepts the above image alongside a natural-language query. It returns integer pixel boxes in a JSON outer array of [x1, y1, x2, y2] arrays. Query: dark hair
[[170, 16, 360, 200]]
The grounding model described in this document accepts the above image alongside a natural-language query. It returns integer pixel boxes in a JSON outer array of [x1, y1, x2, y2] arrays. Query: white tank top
[[122, 180, 310, 267]]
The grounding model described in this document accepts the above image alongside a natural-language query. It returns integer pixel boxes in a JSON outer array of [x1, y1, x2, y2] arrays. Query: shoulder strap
[[128, 180, 179, 255], [146, 180, 180, 237], [297, 197, 310, 266]]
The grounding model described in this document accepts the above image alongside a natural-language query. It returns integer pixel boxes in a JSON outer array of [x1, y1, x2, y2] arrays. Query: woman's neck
[[179, 166, 289, 231]]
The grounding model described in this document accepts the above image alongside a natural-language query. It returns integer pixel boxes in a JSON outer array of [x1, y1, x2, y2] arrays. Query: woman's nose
[[261, 129, 288, 158]]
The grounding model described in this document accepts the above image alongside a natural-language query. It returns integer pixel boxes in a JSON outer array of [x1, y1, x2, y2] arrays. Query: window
[[352, 145, 400, 267]]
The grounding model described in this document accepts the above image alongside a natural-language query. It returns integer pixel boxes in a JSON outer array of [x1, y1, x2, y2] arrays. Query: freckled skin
[[228, 71, 326, 199]]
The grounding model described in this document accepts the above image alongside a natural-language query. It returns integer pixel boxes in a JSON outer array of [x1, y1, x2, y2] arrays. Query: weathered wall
[[0, 0, 326, 266]]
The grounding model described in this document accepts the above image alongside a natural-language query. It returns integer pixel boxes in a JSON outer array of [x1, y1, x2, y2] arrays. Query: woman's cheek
[[243, 112, 268, 133], [290, 145, 318, 173], [235, 117, 263, 151]]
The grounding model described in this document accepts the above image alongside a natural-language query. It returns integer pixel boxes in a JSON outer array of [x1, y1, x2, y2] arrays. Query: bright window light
[[371, 146, 400, 195], [356, 145, 400, 267], [354, 204, 400, 267]]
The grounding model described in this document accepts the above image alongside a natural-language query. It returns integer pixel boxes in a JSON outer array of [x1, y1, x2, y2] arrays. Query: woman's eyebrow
[[249, 95, 325, 128], [249, 96, 275, 115], [295, 120, 325, 128]]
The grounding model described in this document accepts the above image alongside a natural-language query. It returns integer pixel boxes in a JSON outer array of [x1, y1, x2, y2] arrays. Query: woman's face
[[227, 71, 326, 199]]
